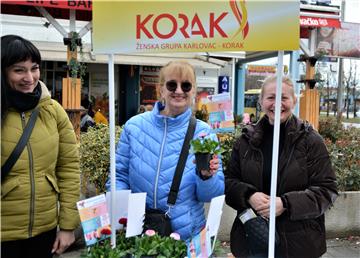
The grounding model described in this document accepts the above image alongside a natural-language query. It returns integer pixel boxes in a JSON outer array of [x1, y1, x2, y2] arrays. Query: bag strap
[[167, 116, 197, 206], [1, 108, 40, 181]]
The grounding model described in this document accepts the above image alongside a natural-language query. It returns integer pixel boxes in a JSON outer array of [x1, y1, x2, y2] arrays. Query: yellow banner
[[93, 0, 299, 53]]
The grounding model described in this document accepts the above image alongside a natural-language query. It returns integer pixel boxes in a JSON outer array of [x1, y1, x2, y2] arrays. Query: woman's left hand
[[52, 230, 75, 255], [200, 154, 219, 178], [257, 197, 286, 218]]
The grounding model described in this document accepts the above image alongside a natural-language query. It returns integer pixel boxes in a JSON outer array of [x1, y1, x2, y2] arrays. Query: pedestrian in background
[[137, 105, 146, 114], [80, 106, 95, 132], [145, 104, 153, 111], [1, 35, 80, 258], [225, 75, 338, 258], [107, 60, 224, 240]]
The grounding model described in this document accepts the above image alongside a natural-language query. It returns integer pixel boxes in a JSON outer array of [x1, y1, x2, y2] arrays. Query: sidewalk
[[58, 236, 360, 258]]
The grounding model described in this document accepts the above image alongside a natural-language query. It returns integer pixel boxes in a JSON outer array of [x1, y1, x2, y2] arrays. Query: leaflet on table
[[105, 190, 131, 230], [200, 93, 234, 133], [77, 194, 110, 246]]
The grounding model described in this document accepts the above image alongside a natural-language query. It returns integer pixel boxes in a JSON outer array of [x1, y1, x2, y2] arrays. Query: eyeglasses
[[165, 80, 192, 93]]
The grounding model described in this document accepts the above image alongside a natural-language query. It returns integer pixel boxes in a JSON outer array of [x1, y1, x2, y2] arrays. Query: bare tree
[[351, 62, 359, 118], [343, 61, 359, 119]]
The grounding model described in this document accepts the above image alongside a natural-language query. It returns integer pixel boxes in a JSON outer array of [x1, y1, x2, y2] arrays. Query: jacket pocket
[[45, 174, 60, 193], [284, 221, 326, 258], [1, 177, 20, 198]]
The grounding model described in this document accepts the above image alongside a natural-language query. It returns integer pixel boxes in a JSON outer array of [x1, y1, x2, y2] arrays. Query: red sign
[[300, 16, 340, 28], [2, 0, 92, 11]]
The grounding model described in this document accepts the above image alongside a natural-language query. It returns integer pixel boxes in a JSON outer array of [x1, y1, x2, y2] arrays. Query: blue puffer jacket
[[111, 102, 224, 240]]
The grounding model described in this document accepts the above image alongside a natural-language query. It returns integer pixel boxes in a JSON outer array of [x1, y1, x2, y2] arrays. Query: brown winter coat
[[1, 82, 80, 241], [225, 115, 338, 258]]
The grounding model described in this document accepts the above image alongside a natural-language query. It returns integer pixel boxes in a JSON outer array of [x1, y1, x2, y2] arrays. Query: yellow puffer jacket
[[1, 82, 80, 241]]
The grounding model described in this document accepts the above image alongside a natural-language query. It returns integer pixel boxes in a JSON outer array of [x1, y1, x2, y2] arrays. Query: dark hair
[[1, 35, 41, 120]]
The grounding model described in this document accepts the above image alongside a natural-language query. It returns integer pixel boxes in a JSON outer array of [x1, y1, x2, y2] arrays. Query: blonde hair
[[260, 75, 296, 101], [159, 60, 196, 86]]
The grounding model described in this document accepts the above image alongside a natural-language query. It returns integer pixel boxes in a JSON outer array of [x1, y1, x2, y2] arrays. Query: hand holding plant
[[190, 133, 223, 175]]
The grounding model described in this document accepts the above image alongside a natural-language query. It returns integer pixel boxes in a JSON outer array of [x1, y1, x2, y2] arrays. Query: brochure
[[200, 93, 234, 133], [77, 194, 110, 246]]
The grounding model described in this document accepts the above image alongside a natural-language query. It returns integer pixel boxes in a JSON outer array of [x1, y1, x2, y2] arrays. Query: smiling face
[[260, 79, 296, 124], [159, 61, 196, 117], [6, 59, 40, 93]]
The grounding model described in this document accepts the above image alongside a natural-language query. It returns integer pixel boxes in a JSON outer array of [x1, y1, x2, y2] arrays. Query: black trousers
[[1, 227, 57, 258]]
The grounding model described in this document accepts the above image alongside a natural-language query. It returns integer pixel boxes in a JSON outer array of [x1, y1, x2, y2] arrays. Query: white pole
[[231, 58, 236, 110], [108, 54, 116, 247], [268, 51, 284, 258]]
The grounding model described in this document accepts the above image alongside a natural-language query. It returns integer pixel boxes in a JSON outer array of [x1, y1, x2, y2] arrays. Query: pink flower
[[170, 232, 180, 240], [199, 132, 207, 138], [144, 229, 156, 236], [118, 217, 128, 226], [93, 231, 100, 239]]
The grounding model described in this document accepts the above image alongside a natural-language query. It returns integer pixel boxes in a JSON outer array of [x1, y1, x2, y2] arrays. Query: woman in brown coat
[[225, 76, 338, 258]]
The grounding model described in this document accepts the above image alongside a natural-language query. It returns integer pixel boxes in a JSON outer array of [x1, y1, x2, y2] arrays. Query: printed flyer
[[77, 194, 110, 246], [187, 226, 212, 258], [200, 93, 234, 133]]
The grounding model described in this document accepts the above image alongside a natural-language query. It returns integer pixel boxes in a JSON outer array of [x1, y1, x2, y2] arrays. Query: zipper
[[153, 118, 167, 209], [21, 112, 35, 238]]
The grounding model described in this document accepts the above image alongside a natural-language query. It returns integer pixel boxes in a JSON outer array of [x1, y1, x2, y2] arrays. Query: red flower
[[118, 217, 128, 226], [100, 227, 112, 236]]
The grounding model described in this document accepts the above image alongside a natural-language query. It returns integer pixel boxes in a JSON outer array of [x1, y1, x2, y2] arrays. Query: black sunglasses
[[165, 80, 192, 93]]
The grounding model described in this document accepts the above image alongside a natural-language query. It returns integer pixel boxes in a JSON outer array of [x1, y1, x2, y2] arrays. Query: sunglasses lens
[[165, 80, 192, 92], [181, 82, 192, 92], [166, 81, 177, 91]]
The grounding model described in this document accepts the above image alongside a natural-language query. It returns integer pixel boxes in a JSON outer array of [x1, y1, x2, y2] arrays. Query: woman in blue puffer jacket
[[110, 60, 224, 240]]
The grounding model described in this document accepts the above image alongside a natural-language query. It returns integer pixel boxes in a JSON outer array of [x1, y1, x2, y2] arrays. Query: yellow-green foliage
[[80, 124, 122, 193]]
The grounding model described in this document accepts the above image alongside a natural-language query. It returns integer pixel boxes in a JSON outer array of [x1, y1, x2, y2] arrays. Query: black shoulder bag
[[143, 116, 196, 236], [1, 108, 40, 181]]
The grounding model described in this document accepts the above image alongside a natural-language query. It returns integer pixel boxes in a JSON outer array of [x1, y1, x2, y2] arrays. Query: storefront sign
[[93, 1, 299, 53], [300, 16, 340, 28], [2, 0, 92, 10], [247, 65, 276, 76], [218, 76, 229, 93]]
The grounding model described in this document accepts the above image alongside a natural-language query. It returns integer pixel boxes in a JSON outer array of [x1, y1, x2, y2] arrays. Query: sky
[[332, 0, 360, 23]]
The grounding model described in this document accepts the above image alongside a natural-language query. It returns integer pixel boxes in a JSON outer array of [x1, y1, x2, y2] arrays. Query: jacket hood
[[39, 81, 51, 100]]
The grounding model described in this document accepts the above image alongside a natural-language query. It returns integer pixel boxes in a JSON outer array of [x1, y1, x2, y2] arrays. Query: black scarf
[[7, 82, 42, 112], [260, 119, 286, 195]]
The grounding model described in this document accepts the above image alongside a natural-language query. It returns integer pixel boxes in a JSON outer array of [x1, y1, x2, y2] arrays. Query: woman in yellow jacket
[[1, 35, 80, 258]]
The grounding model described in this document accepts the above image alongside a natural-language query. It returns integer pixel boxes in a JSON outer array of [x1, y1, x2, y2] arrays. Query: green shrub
[[319, 116, 344, 143], [218, 125, 243, 170], [80, 124, 122, 193], [324, 127, 360, 191]]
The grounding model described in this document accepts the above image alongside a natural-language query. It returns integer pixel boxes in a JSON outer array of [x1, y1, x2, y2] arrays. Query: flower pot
[[195, 152, 211, 172]]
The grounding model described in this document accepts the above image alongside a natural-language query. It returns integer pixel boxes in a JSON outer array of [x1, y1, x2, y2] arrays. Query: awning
[[33, 41, 227, 69], [300, 3, 341, 28]]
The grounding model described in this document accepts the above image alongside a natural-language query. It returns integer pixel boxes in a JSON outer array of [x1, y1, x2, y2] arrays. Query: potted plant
[[82, 220, 187, 258], [190, 133, 223, 172]]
